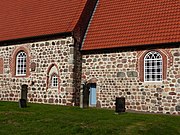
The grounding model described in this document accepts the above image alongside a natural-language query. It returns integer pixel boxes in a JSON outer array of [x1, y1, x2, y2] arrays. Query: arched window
[[46, 64, 60, 91], [144, 51, 162, 82], [51, 74, 58, 87], [16, 51, 27, 76]]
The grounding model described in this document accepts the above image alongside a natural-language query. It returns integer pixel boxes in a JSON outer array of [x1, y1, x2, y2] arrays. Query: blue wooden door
[[89, 84, 96, 106]]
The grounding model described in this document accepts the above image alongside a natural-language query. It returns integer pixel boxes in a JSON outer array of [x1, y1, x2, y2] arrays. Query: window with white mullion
[[51, 75, 58, 87], [16, 52, 27, 76], [144, 51, 162, 82]]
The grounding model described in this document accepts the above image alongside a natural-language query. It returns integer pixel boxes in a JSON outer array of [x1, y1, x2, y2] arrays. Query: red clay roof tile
[[0, 0, 87, 42], [82, 0, 180, 50]]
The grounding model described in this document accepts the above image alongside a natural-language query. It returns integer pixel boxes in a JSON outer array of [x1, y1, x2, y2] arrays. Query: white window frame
[[144, 51, 163, 82], [51, 75, 58, 88], [16, 51, 27, 76]]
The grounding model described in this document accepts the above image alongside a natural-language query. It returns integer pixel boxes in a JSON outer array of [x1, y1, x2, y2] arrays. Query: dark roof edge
[[81, 42, 180, 55], [73, 0, 98, 46], [80, 0, 99, 48], [0, 32, 72, 46]]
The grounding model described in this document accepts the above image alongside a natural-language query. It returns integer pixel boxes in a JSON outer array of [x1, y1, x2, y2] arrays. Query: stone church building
[[0, 0, 179, 115]]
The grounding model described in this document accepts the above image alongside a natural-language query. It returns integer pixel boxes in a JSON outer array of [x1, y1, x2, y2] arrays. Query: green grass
[[0, 101, 179, 135]]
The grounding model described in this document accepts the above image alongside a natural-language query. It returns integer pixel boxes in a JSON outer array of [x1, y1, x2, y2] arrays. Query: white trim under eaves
[[81, 0, 99, 49]]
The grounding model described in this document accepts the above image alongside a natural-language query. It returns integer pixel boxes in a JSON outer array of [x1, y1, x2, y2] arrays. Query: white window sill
[[143, 81, 163, 85], [49, 87, 58, 90], [15, 74, 27, 77]]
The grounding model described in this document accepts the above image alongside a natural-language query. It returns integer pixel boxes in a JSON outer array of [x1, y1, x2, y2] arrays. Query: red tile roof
[[82, 0, 180, 50], [0, 0, 87, 42]]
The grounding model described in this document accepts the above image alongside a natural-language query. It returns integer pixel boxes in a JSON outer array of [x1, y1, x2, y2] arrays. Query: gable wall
[[0, 37, 75, 105], [81, 45, 180, 114]]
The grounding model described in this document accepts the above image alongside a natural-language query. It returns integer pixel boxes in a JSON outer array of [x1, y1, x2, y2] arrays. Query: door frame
[[89, 83, 97, 107]]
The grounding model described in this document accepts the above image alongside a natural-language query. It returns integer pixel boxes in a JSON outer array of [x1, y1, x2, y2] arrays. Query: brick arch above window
[[10, 46, 30, 77], [137, 49, 170, 82], [47, 63, 59, 76], [46, 63, 60, 92]]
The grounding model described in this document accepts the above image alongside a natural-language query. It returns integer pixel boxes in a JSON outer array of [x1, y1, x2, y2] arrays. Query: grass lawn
[[0, 101, 180, 135]]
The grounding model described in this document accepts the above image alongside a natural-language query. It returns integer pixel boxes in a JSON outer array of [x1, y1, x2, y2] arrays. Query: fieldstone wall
[[82, 46, 180, 115], [0, 37, 75, 105]]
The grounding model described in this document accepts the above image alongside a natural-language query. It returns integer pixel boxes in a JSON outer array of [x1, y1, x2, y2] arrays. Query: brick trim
[[10, 46, 30, 77], [0, 58, 3, 74], [87, 78, 98, 84], [138, 49, 168, 82], [46, 63, 60, 93]]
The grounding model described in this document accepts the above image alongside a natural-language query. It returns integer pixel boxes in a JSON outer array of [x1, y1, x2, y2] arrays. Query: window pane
[[51, 75, 58, 87], [16, 52, 27, 75], [144, 51, 162, 82]]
